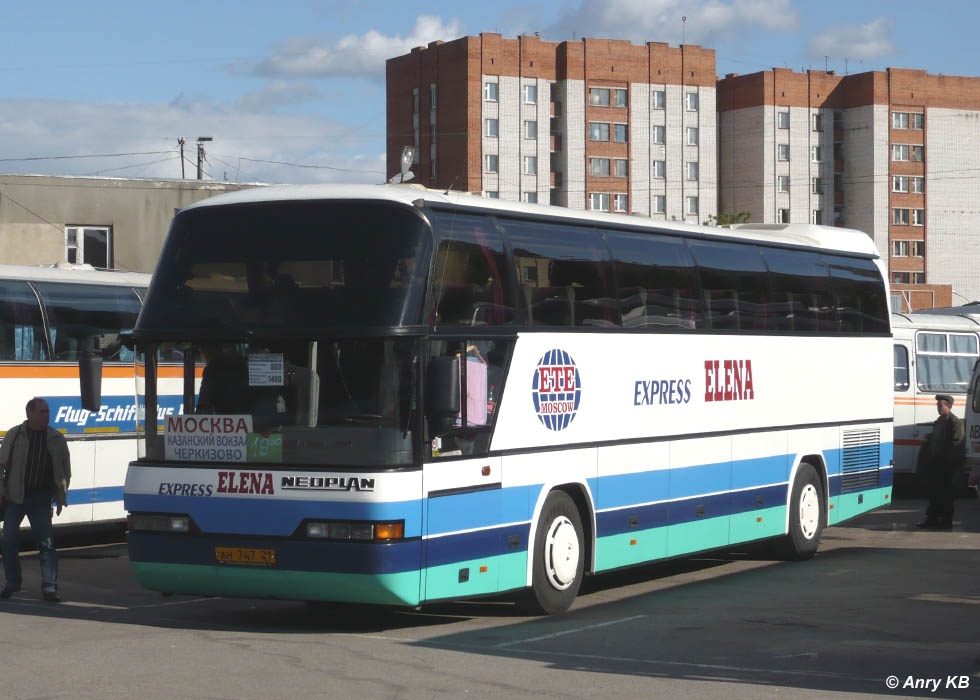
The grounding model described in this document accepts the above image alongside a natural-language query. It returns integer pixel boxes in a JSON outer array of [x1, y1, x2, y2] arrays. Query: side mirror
[[425, 356, 459, 434], [79, 338, 104, 413]]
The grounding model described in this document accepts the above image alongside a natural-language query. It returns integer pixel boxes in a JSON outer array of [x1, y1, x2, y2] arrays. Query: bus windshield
[[138, 200, 432, 332]]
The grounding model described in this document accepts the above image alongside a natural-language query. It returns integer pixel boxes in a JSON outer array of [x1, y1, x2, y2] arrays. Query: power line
[[0, 151, 172, 163]]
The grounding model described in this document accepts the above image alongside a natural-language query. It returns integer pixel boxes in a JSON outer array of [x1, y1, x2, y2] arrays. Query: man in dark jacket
[[917, 393, 964, 530], [0, 398, 71, 601]]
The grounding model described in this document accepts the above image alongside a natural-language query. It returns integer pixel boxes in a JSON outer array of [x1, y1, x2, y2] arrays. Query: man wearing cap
[[917, 393, 964, 530]]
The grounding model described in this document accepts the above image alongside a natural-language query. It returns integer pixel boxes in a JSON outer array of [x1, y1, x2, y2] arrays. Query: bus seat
[[525, 285, 574, 326]]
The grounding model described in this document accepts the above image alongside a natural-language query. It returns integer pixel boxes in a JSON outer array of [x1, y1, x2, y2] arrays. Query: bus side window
[[426, 339, 512, 458], [894, 344, 910, 391], [0, 280, 49, 361], [35, 282, 142, 362], [762, 248, 833, 333], [689, 241, 769, 331], [826, 257, 890, 334]]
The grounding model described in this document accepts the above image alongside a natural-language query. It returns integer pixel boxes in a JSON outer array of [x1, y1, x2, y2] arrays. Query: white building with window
[[0, 175, 259, 272]]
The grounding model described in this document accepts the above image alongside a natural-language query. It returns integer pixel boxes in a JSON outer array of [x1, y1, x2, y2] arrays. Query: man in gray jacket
[[0, 398, 71, 602]]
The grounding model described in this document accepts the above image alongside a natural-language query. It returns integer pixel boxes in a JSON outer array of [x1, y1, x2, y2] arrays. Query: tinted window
[[35, 283, 141, 362], [0, 280, 48, 361], [427, 212, 514, 327], [505, 220, 617, 327], [141, 201, 432, 332], [826, 256, 889, 333], [689, 241, 769, 331], [763, 249, 834, 332], [894, 344, 910, 391], [604, 232, 700, 329]]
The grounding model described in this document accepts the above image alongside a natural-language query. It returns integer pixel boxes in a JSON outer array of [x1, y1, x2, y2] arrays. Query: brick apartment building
[[718, 68, 980, 310], [386, 33, 718, 224]]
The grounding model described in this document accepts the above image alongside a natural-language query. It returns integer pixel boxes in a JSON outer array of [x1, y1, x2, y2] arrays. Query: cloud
[[235, 79, 321, 112], [0, 98, 384, 185], [243, 15, 465, 82], [543, 0, 799, 45], [807, 18, 896, 61]]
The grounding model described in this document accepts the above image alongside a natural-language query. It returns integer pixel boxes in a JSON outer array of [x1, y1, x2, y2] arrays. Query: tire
[[776, 462, 825, 561], [521, 490, 585, 615]]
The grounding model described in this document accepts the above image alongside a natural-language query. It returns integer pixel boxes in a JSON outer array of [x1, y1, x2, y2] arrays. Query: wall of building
[[0, 175, 259, 272]]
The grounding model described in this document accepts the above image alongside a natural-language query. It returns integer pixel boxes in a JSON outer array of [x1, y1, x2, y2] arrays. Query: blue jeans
[[2, 490, 58, 593]]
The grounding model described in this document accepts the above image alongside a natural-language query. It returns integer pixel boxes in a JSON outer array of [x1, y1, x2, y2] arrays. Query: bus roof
[[891, 311, 980, 331], [0, 262, 150, 287], [180, 183, 881, 259]]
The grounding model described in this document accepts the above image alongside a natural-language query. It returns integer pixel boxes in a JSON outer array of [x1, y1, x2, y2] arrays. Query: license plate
[[215, 547, 277, 566]]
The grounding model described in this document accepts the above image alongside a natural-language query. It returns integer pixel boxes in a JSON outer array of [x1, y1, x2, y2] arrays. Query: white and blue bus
[[102, 185, 893, 614], [0, 263, 171, 527]]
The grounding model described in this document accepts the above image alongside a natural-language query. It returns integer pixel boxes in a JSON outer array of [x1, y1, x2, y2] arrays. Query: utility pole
[[178, 138, 186, 178], [196, 137, 213, 180]]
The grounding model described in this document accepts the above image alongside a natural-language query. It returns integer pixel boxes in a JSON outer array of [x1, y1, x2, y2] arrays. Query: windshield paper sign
[[165, 415, 253, 462]]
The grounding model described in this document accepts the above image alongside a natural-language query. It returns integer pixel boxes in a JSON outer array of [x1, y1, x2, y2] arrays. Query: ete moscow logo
[[531, 349, 582, 431]]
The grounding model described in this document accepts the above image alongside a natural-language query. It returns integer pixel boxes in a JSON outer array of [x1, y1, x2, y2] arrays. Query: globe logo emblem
[[531, 349, 582, 431]]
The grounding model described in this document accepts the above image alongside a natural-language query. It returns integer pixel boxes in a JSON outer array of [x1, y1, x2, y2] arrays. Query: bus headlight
[[303, 520, 404, 541], [129, 514, 191, 533]]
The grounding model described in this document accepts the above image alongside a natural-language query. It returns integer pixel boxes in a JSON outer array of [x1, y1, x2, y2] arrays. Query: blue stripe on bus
[[125, 494, 424, 538], [128, 532, 423, 575], [66, 486, 124, 506], [424, 522, 532, 568]]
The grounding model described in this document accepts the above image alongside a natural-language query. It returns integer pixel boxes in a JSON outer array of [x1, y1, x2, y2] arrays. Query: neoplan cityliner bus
[[81, 184, 894, 614]]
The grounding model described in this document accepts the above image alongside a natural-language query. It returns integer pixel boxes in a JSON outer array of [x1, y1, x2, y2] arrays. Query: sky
[[1, 0, 977, 186]]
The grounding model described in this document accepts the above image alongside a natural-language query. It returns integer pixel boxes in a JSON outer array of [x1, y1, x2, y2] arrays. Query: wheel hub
[[799, 484, 820, 539], [545, 515, 580, 590]]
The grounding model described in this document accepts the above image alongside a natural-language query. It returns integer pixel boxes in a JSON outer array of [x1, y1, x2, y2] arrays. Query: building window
[[652, 195, 666, 214], [652, 160, 666, 178], [430, 83, 437, 110], [685, 161, 699, 181], [614, 194, 628, 212], [811, 177, 824, 194], [524, 84, 537, 104], [912, 176, 925, 193], [685, 127, 699, 146], [652, 125, 666, 144], [523, 192, 538, 204], [613, 88, 628, 108], [549, 189, 560, 206], [589, 122, 610, 141], [524, 120, 537, 140], [812, 113, 823, 131], [485, 191, 499, 199], [911, 112, 924, 130], [912, 272, 925, 283], [777, 111, 790, 129], [65, 226, 111, 267], [892, 175, 909, 193], [430, 159, 437, 179], [778, 144, 790, 161], [893, 271, 910, 284], [834, 174, 843, 192], [685, 92, 699, 111], [892, 240, 909, 257], [484, 82, 498, 102], [911, 145, 924, 161], [686, 196, 699, 216], [485, 154, 498, 173], [651, 90, 666, 109], [485, 118, 498, 137], [589, 157, 610, 177], [613, 123, 628, 143], [810, 146, 823, 162], [614, 159, 628, 177], [911, 240, 925, 257], [893, 207, 909, 225], [912, 208, 925, 226], [589, 87, 610, 106], [892, 112, 909, 129], [590, 193, 611, 211], [523, 156, 538, 174], [892, 144, 909, 161], [412, 87, 419, 114], [811, 210, 823, 225], [777, 175, 790, 193], [777, 208, 790, 223]]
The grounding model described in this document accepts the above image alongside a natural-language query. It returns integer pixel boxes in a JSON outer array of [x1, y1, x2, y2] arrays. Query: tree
[[703, 211, 751, 227]]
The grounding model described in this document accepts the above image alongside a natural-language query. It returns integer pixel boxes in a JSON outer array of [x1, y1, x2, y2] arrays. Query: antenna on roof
[[444, 176, 460, 195]]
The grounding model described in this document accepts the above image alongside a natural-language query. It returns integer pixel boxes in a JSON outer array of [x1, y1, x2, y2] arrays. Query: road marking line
[[911, 593, 980, 605], [494, 615, 645, 648]]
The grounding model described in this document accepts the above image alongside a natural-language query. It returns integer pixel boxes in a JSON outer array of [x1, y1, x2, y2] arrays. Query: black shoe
[[916, 518, 940, 529], [0, 587, 18, 599], [42, 591, 60, 603]]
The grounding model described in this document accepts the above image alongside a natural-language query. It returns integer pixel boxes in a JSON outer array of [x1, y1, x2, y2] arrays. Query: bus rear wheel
[[522, 490, 584, 615], [776, 462, 825, 560]]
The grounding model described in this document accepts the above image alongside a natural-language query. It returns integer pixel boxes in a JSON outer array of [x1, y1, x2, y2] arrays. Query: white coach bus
[[96, 185, 894, 614], [0, 263, 179, 527], [891, 311, 980, 479]]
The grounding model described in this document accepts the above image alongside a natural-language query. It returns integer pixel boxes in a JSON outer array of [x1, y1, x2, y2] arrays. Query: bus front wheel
[[522, 490, 584, 615], [776, 462, 825, 560]]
